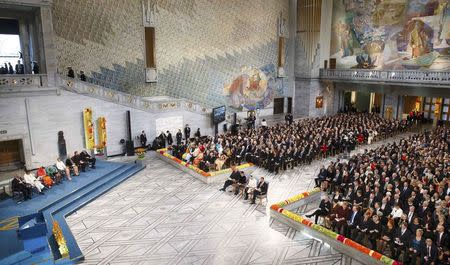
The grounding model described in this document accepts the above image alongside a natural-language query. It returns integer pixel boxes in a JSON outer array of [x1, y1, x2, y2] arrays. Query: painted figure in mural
[[224, 66, 272, 110], [409, 20, 430, 58], [337, 22, 355, 57]]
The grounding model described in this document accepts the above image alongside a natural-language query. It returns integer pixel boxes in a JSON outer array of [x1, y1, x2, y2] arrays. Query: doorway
[[273, 98, 284, 114], [0, 139, 24, 170]]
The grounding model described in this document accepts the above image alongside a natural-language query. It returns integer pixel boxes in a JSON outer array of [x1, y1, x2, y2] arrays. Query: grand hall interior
[[0, 0, 449, 264]]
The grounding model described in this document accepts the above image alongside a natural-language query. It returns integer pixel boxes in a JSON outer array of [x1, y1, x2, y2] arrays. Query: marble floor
[[66, 133, 411, 265]]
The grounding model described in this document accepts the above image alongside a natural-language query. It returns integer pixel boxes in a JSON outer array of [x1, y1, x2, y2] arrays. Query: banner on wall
[[97, 117, 107, 148], [83, 108, 95, 149]]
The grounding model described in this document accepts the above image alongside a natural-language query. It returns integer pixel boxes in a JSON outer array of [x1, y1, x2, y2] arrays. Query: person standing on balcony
[[80, 71, 86, 81], [8, 62, 14, 74], [184, 124, 191, 142], [15, 60, 24, 74], [32, 61, 39, 74], [140, 130, 147, 148], [67, 66, 75, 78]]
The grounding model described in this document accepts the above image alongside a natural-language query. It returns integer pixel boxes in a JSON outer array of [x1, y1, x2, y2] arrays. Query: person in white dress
[[56, 157, 72, 180], [244, 175, 257, 200], [23, 170, 45, 193]]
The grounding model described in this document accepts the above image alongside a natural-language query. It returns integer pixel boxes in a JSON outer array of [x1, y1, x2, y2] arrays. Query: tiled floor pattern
[[67, 133, 411, 265]]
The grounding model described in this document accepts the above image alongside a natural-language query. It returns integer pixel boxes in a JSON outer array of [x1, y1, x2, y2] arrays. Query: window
[[0, 34, 21, 67], [144, 27, 155, 68]]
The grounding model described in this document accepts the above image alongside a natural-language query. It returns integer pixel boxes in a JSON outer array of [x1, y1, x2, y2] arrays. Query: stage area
[[0, 160, 144, 264]]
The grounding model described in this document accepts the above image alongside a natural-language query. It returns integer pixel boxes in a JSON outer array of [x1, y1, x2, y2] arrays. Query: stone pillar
[[18, 18, 32, 74], [39, 6, 57, 86], [286, 0, 297, 108]]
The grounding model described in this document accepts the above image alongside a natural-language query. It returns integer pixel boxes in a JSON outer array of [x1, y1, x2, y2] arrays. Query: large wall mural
[[331, 0, 449, 70], [224, 64, 286, 110]]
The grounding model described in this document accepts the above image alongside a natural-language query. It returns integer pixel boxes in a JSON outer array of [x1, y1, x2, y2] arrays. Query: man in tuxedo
[[80, 150, 96, 168], [393, 222, 412, 260], [421, 238, 438, 265], [219, 166, 240, 191], [72, 151, 87, 172], [250, 177, 268, 204], [176, 129, 183, 145], [140, 130, 147, 148], [166, 131, 173, 146], [406, 205, 416, 224], [434, 225, 449, 253], [345, 205, 362, 237], [184, 124, 191, 142]]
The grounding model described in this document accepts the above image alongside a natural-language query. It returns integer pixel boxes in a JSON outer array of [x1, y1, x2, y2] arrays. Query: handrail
[[57, 75, 211, 115], [319, 68, 450, 86]]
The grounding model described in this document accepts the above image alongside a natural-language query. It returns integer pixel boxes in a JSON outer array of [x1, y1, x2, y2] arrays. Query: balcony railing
[[0, 74, 48, 88], [319, 69, 450, 86], [57, 75, 211, 115]]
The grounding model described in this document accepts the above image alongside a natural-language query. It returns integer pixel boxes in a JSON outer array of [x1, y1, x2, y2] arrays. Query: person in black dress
[[306, 195, 332, 224], [11, 175, 32, 200]]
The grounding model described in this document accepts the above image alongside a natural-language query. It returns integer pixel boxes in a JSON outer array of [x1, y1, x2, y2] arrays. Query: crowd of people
[[165, 113, 411, 174], [308, 127, 450, 264], [11, 151, 96, 202], [0, 60, 39, 75]]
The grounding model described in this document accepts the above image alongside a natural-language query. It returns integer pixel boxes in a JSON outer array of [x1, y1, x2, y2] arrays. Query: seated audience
[[312, 126, 450, 263], [166, 113, 411, 174]]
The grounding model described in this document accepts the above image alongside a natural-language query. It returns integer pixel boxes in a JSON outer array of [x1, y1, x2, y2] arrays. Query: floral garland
[[52, 221, 69, 258], [270, 188, 402, 265], [157, 148, 253, 177]]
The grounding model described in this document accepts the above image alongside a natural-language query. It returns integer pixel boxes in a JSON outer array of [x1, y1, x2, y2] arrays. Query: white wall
[[0, 90, 213, 169]]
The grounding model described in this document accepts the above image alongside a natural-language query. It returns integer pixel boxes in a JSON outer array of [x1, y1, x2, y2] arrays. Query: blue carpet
[[0, 160, 145, 264]]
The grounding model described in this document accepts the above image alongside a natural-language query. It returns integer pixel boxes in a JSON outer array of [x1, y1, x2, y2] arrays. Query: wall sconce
[[316, 96, 323, 109]]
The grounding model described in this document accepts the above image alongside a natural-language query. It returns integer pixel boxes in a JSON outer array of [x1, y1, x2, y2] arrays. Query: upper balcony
[[319, 69, 450, 88], [0, 74, 58, 96]]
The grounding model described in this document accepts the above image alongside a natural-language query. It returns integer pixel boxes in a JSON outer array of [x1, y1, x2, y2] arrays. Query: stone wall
[[51, 0, 290, 109], [0, 90, 213, 169]]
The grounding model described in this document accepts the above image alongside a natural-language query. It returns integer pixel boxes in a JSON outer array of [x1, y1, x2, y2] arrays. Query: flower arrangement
[[135, 147, 146, 160], [270, 188, 402, 265], [157, 148, 253, 177]]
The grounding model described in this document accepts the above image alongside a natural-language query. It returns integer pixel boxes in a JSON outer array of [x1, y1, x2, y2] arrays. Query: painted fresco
[[224, 64, 285, 110], [331, 0, 450, 70]]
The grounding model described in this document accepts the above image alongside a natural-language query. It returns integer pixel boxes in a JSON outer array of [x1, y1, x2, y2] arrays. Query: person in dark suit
[[67, 66, 75, 78], [250, 177, 268, 204], [72, 151, 86, 172], [176, 129, 183, 145], [434, 225, 449, 253], [140, 130, 147, 148], [166, 131, 173, 146], [79, 71, 86, 81], [81, 150, 96, 168], [306, 195, 332, 224], [345, 205, 362, 237], [393, 222, 412, 261], [11, 175, 32, 200], [219, 166, 240, 191], [184, 124, 191, 142], [421, 238, 438, 265]]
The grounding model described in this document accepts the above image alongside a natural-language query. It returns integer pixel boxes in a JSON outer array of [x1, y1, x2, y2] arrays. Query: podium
[[18, 213, 48, 254]]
